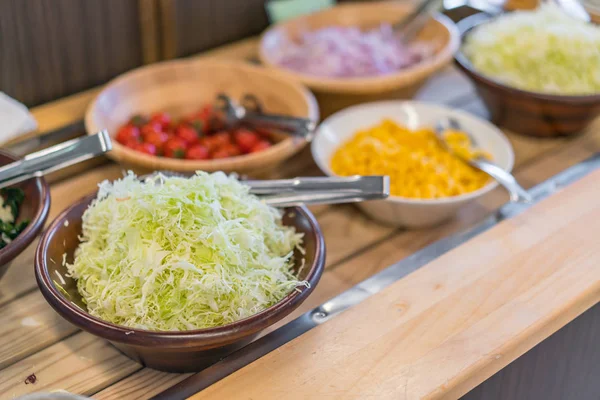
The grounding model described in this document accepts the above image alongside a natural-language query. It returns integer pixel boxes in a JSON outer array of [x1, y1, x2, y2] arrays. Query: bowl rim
[[84, 58, 320, 171], [35, 193, 325, 347], [311, 100, 515, 205], [454, 12, 600, 103], [258, 2, 461, 94], [0, 149, 51, 267]]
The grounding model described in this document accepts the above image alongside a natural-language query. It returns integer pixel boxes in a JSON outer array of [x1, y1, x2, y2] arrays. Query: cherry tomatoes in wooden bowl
[[85, 60, 319, 176]]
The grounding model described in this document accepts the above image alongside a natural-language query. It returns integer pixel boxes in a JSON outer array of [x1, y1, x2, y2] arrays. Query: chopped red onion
[[270, 25, 433, 78]]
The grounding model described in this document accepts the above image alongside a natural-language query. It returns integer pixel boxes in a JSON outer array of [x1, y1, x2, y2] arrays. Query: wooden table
[[0, 38, 598, 400]]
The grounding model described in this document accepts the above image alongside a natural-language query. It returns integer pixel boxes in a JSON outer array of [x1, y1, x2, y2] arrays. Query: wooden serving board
[[189, 169, 600, 400]]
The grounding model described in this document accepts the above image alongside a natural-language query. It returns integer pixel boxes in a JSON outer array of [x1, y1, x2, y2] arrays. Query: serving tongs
[[214, 94, 317, 141], [0, 130, 112, 190], [391, 0, 441, 42], [246, 175, 390, 207]]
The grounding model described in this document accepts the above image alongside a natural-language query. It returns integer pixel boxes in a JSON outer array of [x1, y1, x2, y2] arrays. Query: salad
[[0, 188, 28, 249], [463, 4, 600, 95], [65, 172, 307, 331], [115, 104, 274, 160]]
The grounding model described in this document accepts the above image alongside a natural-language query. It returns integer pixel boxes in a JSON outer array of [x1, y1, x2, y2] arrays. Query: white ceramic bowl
[[311, 101, 515, 228]]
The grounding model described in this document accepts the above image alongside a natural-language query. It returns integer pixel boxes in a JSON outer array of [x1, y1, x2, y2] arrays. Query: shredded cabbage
[[65, 172, 307, 331], [463, 4, 600, 95]]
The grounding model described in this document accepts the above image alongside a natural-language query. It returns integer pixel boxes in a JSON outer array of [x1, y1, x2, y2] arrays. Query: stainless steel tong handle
[[215, 94, 316, 140], [0, 130, 112, 189], [246, 176, 390, 207], [392, 0, 440, 42]]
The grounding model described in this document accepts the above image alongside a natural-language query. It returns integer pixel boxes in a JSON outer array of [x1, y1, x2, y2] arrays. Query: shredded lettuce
[[463, 4, 600, 95], [65, 172, 307, 331]]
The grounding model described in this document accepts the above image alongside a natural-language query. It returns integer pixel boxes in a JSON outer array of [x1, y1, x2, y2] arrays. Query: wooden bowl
[[455, 13, 600, 137], [259, 1, 460, 117], [85, 60, 319, 177], [0, 150, 50, 277], [35, 193, 325, 372]]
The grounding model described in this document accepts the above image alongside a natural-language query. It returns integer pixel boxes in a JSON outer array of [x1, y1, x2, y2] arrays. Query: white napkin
[[0, 92, 38, 145]]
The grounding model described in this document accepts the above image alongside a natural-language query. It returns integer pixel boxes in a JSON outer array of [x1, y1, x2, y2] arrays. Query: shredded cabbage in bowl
[[462, 4, 600, 95], [65, 172, 308, 331]]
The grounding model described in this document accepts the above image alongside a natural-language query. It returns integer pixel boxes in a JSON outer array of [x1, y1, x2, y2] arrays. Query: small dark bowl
[[0, 150, 50, 278], [35, 193, 325, 372], [455, 13, 600, 137]]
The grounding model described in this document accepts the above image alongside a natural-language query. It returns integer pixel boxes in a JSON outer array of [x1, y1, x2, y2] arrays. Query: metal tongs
[[246, 175, 390, 207], [391, 0, 441, 42], [214, 94, 317, 141], [0, 130, 112, 190]]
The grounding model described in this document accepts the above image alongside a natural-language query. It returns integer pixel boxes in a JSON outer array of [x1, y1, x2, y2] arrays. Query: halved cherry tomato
[[211, 131, 231, 146], [150, 112, 171, 129], [116, 125, 141, 145], [132, 142, 158, 156], [176, 125, 201, 145], [212, 144, 241, 159], [164, 137, 187, 158], [234, 129, 260, 153], [185, 144, 210, 160], [141, 122, 163, 139], [251, 140, 272, 153], [144, 130, 169, 151]]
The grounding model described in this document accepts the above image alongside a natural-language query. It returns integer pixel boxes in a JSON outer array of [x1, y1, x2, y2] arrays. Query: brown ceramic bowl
[[35, 193, 325, 372], [85, 59, 319, 177], [455, 13, 600, 137], [259, 1, 460, 118], [0, 150, 50, 278]]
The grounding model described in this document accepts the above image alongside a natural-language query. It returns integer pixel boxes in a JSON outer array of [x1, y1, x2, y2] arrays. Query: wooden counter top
[[190, 169, 600, 400], [0, 35, 598, 399]]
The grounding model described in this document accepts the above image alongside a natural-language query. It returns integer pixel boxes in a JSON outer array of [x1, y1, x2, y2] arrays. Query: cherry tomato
[[123, 138, 141, 149], [150, 112, 171, 129], [211, 149, 231, 159], [222, 143, 242, 157], [141, 122, 163, 139], [212, 131, 231, 146], [251, 140, 272, 153], [211, 144, 241, 159], [176, 125, 201, 145], [234, 129, 260, 153], [116, 125, 141, 145], [164, 137, 187, 158], [185, 144, 210, 160], [132, 142, 158, 156], [144, 130, 169, 150]]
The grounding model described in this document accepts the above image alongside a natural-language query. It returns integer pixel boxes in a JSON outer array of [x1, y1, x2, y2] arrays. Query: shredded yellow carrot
[[330, 119, 492, 199]]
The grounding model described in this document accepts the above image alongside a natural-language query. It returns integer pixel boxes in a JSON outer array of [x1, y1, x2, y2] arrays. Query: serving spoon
[[434, 117, 532, 203]]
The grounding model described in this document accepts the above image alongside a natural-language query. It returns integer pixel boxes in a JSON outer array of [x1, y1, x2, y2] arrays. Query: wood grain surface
[[0, 36, 598, 399], [189, 169, 600, 400], [0, 0, 144, 106]]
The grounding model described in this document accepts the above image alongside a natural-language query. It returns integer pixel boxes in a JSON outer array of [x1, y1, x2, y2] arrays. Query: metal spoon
[[434, 118, 532, 203]]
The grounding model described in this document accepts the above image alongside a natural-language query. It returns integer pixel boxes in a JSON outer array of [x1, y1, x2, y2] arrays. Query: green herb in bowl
[[0, 188, 28, 248]]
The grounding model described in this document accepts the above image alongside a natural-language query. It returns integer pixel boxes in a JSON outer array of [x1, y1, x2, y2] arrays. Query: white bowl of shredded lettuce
[[35, 171, 325, 371], [460, 4, 600, 96]]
